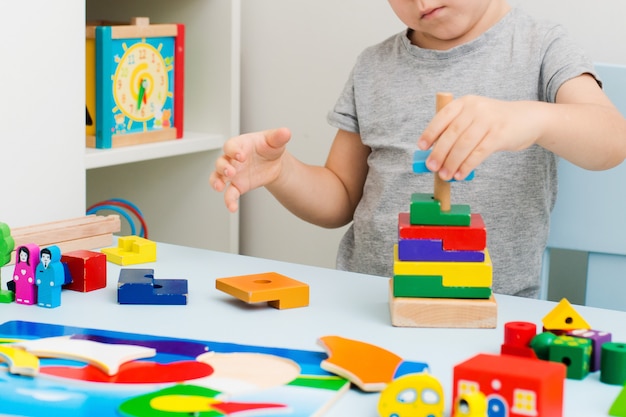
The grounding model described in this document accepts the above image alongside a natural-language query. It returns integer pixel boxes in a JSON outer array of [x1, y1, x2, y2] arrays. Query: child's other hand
[[417, 96, 543, 180], [210, 127, 292, 212]]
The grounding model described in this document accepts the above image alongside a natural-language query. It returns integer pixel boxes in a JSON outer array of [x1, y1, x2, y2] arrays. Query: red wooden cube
[[61, 250, 107, 292]]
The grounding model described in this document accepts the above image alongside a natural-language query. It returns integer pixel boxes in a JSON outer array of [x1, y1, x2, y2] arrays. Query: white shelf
[[84, 131, 224, 169]]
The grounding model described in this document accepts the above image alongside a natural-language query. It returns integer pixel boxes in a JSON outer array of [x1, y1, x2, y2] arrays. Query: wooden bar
[[7, 215, 120, 265], [433, 92, 454, 212]]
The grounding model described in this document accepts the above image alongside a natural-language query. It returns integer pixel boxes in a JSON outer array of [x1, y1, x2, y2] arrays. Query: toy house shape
[[102, 236, 157, 266], [117, 268, 187, 305], [453, 353, 566, 417]]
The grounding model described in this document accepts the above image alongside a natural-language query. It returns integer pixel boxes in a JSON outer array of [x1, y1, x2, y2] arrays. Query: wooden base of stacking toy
[[388, 279, 497, 328]]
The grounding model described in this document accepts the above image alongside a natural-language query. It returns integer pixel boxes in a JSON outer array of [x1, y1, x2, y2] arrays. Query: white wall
[[0, 1, 85, 228], [239, 0, 626, 270]]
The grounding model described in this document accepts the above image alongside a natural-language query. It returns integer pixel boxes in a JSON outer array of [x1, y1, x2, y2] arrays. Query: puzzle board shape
[[0, 320, 349, 417], [13, 335, 156, 376], [216, 272, 309, 309]]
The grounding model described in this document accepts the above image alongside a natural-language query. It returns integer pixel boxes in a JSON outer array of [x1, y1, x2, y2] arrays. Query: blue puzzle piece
[[117, 268, 188, 305], [413, 150, 475, 181], [393, 360, 430, 379]]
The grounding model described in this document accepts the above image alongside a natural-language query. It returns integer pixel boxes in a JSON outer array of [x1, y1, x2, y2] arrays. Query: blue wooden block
[[412, 150, 475, 180], [398, 238, 485, 262], [117, 268, 188, 305]]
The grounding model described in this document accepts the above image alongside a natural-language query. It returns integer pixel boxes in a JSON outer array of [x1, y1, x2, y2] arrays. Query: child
[[210, 0, 626, 297]]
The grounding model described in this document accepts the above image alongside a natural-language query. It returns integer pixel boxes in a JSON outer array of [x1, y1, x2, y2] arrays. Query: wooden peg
[[434, 92, 453, 212]]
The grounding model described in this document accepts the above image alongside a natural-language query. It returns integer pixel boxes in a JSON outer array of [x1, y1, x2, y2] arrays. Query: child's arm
[[210, 128, 370, 228], [418, 74, 626, 181]]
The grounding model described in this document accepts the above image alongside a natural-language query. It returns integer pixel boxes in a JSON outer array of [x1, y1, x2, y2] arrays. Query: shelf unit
[[85, 0, 240, 253]]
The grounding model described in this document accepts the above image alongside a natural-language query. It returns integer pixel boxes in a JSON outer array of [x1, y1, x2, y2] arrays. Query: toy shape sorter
[[389, 93, 496, 328]]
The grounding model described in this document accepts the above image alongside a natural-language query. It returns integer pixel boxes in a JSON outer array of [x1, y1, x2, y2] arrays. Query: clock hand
[[137, 79, 146, 110]]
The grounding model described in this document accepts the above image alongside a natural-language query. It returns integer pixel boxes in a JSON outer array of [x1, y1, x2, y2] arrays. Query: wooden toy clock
[[86, 17, 185, 149]]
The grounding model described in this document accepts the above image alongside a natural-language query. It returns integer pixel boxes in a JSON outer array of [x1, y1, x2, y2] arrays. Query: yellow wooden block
[[393, 245, 492, 287], [542, 298, 591, 331], [215, 272, 309, 309], [102, 236, 157, 266], [389, 279, 497, 328]]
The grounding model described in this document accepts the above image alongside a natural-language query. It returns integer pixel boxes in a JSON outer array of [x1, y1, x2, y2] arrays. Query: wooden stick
[[434, 92, 454, 212], [12, 215, 120, 248], [7, 215, 121, 265]]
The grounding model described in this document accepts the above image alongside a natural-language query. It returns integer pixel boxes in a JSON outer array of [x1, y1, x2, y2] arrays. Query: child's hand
[[417, 96, 543, 180], [210, 127, 292, 212]]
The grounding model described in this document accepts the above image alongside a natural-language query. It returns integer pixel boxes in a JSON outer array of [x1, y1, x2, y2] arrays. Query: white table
[[1, 241, 624, 416]]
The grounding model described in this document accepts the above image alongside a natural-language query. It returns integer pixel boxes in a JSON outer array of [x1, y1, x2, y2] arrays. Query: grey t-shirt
[[327, 8, 596, 297]]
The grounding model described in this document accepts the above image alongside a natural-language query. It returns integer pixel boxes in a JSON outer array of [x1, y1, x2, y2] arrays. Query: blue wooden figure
[[35, 245, 64, 308]]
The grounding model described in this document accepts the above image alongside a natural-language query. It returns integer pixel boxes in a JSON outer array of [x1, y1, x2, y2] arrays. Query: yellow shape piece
[[378, 373, 444, 417], [0, 345, 40, 376], [102, 236, 157, 266], [150, 395, 219, 413], [318, 335, 403, 392], [542, 298, 591, 331], [453, 391, 488, 417], [393, 245, 492, 288], [215, 272, 309, 309]]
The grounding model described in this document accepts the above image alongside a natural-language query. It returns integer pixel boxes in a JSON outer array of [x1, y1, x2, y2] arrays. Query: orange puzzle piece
[[318, 335, 405, 392], [215, 272, 309, 309]]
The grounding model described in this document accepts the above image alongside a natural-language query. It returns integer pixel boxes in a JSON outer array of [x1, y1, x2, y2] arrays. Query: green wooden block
[[409, 193, 471, 226], [0, 290, 14, 304], [601, 342, 626, 385], [549, 335, 592, 380], [393, 275, 491, 299]]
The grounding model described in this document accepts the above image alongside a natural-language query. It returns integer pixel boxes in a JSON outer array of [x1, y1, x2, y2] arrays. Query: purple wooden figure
[[12, 244, 40, 305]]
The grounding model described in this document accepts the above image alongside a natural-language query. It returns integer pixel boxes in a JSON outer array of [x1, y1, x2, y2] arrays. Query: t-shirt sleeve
[[541, 25, 598, 103], [327, 68, 360, 134]]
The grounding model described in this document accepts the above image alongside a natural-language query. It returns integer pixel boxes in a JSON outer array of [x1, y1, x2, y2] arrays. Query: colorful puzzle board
[[0, 321, 349, 417]]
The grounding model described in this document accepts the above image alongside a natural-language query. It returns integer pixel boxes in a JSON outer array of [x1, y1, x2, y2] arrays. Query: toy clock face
[[111, 36, 175, 132], [113, 42, 168, 122]]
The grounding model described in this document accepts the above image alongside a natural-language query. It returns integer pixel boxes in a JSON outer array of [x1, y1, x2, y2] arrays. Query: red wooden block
[[61, 250, 107, 292], [504, 321, 537, 347], [501, 321, 538, 357], [398, 212, 486, 251], [453, 353, 566, 417]]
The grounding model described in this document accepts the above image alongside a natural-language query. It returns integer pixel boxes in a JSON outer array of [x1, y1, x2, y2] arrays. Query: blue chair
[[540, 63, 626, 310]]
